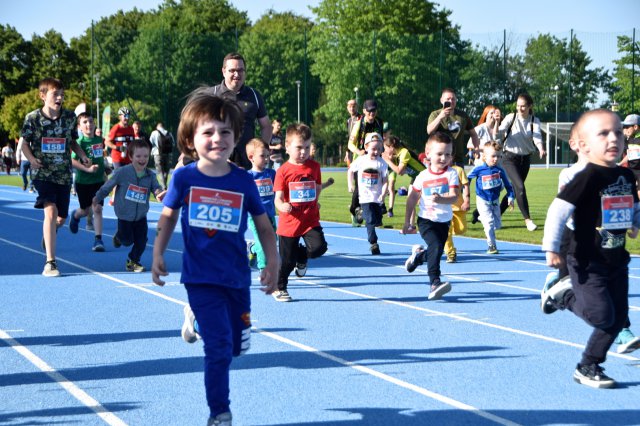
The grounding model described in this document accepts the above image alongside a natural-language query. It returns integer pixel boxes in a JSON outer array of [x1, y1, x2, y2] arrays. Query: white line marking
[[0, 329, 127, 426]]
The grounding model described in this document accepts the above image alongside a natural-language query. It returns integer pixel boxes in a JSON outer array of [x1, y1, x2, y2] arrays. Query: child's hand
[[545, 251, 564, 269], [88, 164, 99, 173], [628, 227, 639, 239], [461, 199, 470, 211], [260, 261, 279, 294], [155, 190, 167, 202], [152, 256, 168, 286]]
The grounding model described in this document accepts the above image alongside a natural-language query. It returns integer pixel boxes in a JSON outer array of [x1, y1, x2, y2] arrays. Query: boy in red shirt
[[273, 123, 328, 301]]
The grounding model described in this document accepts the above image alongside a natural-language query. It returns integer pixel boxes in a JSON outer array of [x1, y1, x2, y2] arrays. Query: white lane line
[[256, 328, 522, 426], [0, 329, 127, 426]]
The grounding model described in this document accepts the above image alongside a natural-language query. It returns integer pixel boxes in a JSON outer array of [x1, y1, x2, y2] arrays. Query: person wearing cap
[[208, 52, 272, 170], [620, 114, 640, 194], [104, 107, 135, 169], [347, 99, 384, 226], [427, 88, 479, 167], [347, 132, 388, 255]]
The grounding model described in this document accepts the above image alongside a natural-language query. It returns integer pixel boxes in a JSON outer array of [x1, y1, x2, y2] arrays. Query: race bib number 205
[[189, 187, 243, 232]]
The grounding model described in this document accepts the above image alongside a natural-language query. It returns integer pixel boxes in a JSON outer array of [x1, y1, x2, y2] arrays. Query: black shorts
[[75, 182, 105, 209], [33, 180, 71, 218]]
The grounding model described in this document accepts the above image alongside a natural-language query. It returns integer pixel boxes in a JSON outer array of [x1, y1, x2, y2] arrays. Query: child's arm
[[321, 178, 334, 190], [72, 158, 99, 173], [402, 188, 421, 234], [93, 170, 120, 204], [347, 168, 356, 193], [460, 182, 470, 211], [154, 189, 167, 202], [430, 186, 460, 205], [275, 190, 292, 214], [542, 198, 575, 269], [380, 175, 388, 203], [70, 140, 91, 167], [252, 213, 279, 294], [152, 206, 180, 286], [20, 137, 41, 169]]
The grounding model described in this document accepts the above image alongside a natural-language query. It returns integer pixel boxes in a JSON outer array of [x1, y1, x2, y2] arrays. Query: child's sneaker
[[272, 290, 292, 302], [113, 233, 122, 248], [69, 213, 79, 234], [540, 275, 571, 314], [405, 245, 424, 273], [126, 258, 144, 273], [387, 207, 394, 218], [471, 209, 480, 224], [573, 363, 615, 389], [370, 243, 380, 255], [428, 281, 451, 300], [355, 207, 364, 224], [42, 260, 60, 277], [487, 244, 499, 254], [351, 214, 360, 227], [92, 238, 105, 252], [294, 263, 307, 277], [525, 219, 538, 231], [615, 328, 640, 354], [181, 304, 199, 343], [446, 252, 456, 263], [207, 412, 232, 426]]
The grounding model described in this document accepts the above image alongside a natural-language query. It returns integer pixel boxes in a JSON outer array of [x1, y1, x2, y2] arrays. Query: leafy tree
[[29, 30, 84, 91], [0, 25, 31, 109], [609, 35, 640, 115]]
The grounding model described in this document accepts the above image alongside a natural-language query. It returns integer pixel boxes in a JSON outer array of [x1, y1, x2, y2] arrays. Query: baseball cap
[[364, 132, 382, 145], [363, 99, 378, 112], [622, 114, 640, 127]]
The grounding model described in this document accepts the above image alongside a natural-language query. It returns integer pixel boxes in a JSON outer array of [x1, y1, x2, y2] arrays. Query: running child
[[542, 109, 640, 388], [348, 132, 388, 255], [246, 138, 277, 271], [151, 90, 278, 426], [404, 132, 460, 300], [93, 139, 165, 272], [467, 141, 515, 254], [20, 77, 91, 277], [273, 123, 328, 302], [68, 112, 107, 252], [443, 159, 470, 263]]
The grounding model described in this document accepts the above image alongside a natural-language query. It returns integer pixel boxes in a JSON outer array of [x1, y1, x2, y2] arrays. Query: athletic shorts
[[33, 180, 71, 218], [76, 182, 105, 210]]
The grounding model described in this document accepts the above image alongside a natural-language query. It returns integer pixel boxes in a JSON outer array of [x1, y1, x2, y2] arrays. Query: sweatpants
[[416, 218, 450, 285], [277, 226, 327, 290]]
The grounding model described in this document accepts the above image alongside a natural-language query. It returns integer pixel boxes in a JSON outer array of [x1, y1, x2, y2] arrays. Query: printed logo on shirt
[[41, 137, 66, 154], [125, 184, 149, 203], [188, 186, 243, 232]]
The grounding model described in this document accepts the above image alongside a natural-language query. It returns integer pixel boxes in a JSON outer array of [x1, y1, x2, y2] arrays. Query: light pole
[[95, 73, 101, 130], [554, 85, 559, 165], [354, 87, 359, 107], [295, 80, 301, 122]]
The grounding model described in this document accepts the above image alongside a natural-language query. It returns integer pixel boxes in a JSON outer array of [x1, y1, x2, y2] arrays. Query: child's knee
[[308, 240, 328, 259]]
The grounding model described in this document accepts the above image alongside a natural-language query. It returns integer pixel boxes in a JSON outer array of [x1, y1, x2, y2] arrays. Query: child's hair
[[177, 87, 244, 160], [383, 135, 402, 150], [427, 131, 453, 148], [246, 138, 269, 158], [38, 78, 64, 95], [477, 105, 497, 126], [483, 140, 502, 152], [285, 123, 312, 145], [76, 112, 93, 122], [127, 139, 150, 159]]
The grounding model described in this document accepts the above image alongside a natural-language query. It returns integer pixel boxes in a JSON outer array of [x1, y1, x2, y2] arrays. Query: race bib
[[601, 195, 633, 230], [361, 171, 379, 187], [628, 145, 640, 161], [481, 172, 501, 190], [255, 178, 274, 197], [125, 184, 148, 204], [188, 187, 243, 232], [289, 181, 316, 203], [422, 177, 449, 196], [41, 137, 66, 154], [91, 143, 103, 158]]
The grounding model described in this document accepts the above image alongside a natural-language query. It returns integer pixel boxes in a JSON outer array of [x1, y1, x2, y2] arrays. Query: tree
[[609, 35, 640, 115], [29, 30, 84, 91], [0, 25, 31, 109]]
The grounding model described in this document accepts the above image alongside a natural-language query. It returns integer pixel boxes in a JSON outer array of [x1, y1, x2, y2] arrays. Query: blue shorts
[[33, 180, 71, 218]]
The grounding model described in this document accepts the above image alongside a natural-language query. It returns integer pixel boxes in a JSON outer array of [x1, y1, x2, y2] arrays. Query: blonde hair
[[246, 138, 269, 158]]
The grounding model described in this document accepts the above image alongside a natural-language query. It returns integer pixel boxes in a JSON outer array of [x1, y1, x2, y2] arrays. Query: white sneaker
[[272, 290, 292, 302], [294, 263, 307, 277], [525, 219, 538, 231], [42, 260, 60, 277], [181, 305, 199, 343], [540, 275, 572, 314], [207, 412, 232, 426]]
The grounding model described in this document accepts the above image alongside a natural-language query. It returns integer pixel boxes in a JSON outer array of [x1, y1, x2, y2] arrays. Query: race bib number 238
[[189, 187, 243, 232]]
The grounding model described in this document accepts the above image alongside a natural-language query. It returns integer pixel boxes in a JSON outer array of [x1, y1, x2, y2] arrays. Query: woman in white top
[[498, 93, 545, 231], [468, 105, 502, 165]]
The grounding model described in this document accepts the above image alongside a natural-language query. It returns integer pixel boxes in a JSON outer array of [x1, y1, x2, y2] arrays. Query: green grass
[[4, 168, 640, 254]]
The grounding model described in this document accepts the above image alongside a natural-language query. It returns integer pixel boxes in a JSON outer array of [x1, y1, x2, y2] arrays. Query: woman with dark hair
[[498, 93, 545, 231]]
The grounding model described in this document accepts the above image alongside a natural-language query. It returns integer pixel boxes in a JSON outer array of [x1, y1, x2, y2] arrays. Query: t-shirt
[[73, 135, 106, 185], [20, 108, 77, 185], [348, 117, 384, 159], [248, 168, 276, 218], [427, 108, 474, 165], [499, 113, 543, 156], [396, 147, 426, 181], [163, 163, 265, 287], [411, 166, 459, 222], [108, 123, 135, 165], [624, 136, 640, 170], [450, 165, 469, 211], [348, 156, 388, 204], [274, 159, 322, 237], [558, 162, 638, 268]]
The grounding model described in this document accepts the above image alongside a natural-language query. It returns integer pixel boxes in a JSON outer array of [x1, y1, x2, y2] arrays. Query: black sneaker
[[92, 238, 105, 252], [573, 363, 616, 389], [471, 209, 480, 224], [113, 233, 122, 248], [370, 243, 380, 255], [126, 258, 144, 273], [69, 212, 79, 234], [405, 245, 424, 273], [355, 207, 364, 224]]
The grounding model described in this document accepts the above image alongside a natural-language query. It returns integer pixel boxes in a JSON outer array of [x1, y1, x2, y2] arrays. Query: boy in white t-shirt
[[348, 132, 388, 254], [404, 132, 460, 300]]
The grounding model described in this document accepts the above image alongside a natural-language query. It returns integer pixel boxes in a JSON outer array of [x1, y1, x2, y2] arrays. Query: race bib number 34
[[189, 187, 243, 232], [601, 195, 633, 230], [289, 181, 316, 203], [41, 137, 66, 154]]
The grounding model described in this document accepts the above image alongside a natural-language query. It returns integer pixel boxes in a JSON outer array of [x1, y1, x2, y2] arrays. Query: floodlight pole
[[95, 73, 101, 130], [554, 85, 559, 165], [296, 80, 301, 122]]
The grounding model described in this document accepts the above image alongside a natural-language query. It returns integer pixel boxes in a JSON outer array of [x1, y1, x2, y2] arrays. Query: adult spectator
[[269, 119, 285, 170], [208, 52, 272, 169], [498, 93, 546, 231], [620, 114, 640, 194], [473, 105, 503, 145], [2, 142, 15, 175], [149, 122, 175, 190], [344, 99, 360, 166], [427, 88, 479, 166], [347, 99, 384, 225], [16, 137, 34, 192], [132, 120, 150, 148], [104, 107, 135, 169]]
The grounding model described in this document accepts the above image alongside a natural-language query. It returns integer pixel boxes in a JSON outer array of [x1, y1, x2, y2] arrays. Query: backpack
[[157, 131, 173, 154]]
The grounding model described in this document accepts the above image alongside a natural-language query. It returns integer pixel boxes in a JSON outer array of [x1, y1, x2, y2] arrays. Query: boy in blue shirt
[[467, 141, 515, 254], [152, 89, 278, 426], [246, 138, 277, 270]]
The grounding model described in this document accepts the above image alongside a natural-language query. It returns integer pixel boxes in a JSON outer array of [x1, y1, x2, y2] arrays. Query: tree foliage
[[610, 35, 640, 115]]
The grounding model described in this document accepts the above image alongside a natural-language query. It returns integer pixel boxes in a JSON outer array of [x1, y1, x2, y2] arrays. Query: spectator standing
[[208, 52, 272, 170], [2, 143, 14, 175], [150, 122, 175, 190], [344, 99, 361, 166], [16, 138, 35, 192], [268, 119, 285, 170], [619, 114, 640, 195]]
